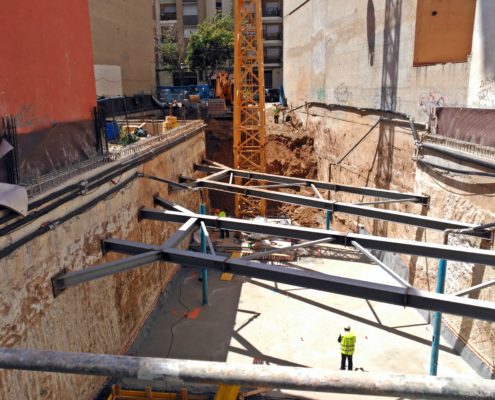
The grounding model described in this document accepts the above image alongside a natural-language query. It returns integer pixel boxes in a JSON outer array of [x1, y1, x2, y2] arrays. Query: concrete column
[[198, 0, 207, 23], [177, 0, 185, 45]]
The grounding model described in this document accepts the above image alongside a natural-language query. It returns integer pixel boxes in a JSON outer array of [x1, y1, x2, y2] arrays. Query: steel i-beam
[[140, 209, 495, 266]]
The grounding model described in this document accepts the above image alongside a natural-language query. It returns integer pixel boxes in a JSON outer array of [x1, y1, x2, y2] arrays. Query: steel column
[[1, 348, 494, 399], [430, 257, 447, 376], [200, 203, 208, 305]]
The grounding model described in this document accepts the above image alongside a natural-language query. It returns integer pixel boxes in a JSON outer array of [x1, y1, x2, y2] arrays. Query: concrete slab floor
[[121, 247, 481, 399]]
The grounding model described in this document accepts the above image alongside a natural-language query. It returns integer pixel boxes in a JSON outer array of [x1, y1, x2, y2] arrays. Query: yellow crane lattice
[[233, 0, 266, 218]]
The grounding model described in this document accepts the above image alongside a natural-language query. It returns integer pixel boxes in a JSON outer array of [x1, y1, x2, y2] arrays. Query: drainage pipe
[[419, 142, 495, 172], [0, 348, 494, 399]]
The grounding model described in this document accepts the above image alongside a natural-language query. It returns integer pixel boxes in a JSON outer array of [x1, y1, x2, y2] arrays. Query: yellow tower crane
[[233, 0, 266, 219]]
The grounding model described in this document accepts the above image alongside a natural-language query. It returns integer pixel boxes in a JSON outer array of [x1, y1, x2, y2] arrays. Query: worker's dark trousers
[[340, 354, 353, 371], [220, 229, 230, 239]]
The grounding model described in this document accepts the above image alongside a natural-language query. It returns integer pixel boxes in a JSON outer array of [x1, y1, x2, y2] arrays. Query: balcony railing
[[263, 31, 282, 40], [161, 12, 177, 21], [183, 15, 199, 26], [264, 56, 282, 64], [263, 7, 281, 17]]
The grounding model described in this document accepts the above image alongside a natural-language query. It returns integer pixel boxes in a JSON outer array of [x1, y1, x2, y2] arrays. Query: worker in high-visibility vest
[[338, 325, 356, 371], [218, 209, 230, 239]]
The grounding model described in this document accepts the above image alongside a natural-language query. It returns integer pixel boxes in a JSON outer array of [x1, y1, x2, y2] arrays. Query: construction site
[[1, 0, 495, 399]]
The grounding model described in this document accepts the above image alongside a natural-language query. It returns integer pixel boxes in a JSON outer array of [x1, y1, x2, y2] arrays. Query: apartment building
[[156, 0, 283, 89]]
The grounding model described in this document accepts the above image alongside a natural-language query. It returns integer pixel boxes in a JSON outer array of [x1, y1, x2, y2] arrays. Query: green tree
[[186, 14, 234, 81], [159, 27, 183, 72]]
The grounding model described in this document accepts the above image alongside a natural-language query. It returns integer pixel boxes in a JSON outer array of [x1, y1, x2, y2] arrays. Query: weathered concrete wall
[[284, 0, 495, 376], [89, 0, 157, 96], [284, 0, 495, 119], [0, 130, 205, 398]]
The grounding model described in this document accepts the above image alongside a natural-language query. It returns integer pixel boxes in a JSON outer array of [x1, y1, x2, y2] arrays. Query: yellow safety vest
[[340, 332, 356, 355], [218, 211, 227, 218]]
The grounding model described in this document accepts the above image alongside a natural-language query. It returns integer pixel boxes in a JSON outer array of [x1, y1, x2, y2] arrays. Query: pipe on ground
[[0, 348, 494, 399]]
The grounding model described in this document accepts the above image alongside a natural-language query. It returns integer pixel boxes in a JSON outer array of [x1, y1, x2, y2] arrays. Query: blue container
[[105, 122, 119, 141]]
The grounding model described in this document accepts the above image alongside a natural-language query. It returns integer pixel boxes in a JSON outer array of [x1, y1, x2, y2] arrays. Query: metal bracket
[[51, 268, 67, 298]]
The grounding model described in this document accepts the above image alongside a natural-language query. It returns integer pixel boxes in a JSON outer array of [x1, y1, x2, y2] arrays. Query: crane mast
[[233, 0, 266, 218]]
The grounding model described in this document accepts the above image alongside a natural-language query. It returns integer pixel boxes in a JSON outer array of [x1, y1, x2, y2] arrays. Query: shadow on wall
[[373, 0, 402, 237], [367, 0, 376, 66]]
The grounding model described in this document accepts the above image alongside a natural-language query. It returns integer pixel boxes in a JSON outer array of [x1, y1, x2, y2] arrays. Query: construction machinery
[[233, 0, 266, 219]]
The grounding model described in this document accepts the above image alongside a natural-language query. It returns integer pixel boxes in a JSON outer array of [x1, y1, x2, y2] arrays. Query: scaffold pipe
[[0, 348, 494, 399]]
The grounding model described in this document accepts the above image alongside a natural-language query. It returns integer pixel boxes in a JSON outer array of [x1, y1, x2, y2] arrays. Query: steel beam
[[200, 221, 216, 255], [97, 239, 495, 321], [102, 238, 160, 255], [194, 164, 429, 204], [455, 279, 495, 297], [140, 209, 495, 266], [241, 237, 335, 261], [351, 241, 411, 288], [160, 217, 198, 248], [52, 251, 163, 296], [89, 236, 495, 320], [190, 180, 488, 238], [53, 217, 198, 296], [162, 247, 495, 321], [354, 197, 418, 206], [1, 348, 494, 399]]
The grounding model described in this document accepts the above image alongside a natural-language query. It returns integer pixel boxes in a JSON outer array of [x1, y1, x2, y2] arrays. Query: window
[[263, 23, 281, 40], [216, 1, 222, 13], [160, 4, 177, 21], [183, 3, 198, 26], [413, 0, 476, 66]]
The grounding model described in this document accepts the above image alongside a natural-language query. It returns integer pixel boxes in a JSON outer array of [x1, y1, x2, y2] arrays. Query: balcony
[[262, 7, 282, 22], [160, 12, 177, 21], [263, 31, 282, 41], [263, 7, 281, 17], [264, 56, 282, 67]]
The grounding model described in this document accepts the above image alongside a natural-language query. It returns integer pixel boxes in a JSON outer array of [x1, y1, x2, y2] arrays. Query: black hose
[[0, 124, 204, 236], [0, 174, 138, 259]]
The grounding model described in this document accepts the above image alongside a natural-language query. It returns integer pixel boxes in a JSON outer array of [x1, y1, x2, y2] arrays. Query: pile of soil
[[204, 109, 320, 227]]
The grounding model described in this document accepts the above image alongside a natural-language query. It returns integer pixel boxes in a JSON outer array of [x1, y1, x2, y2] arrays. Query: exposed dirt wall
[[298, 106, 495, 376], [0, 131, 205, 398]]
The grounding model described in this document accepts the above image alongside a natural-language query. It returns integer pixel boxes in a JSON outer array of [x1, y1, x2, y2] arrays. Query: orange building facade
[[0, 1, 97, 180]]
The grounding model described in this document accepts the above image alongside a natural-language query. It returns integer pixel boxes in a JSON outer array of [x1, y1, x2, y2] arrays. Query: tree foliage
[[160, 28, 182, 72], [186, 14, 234, 80]]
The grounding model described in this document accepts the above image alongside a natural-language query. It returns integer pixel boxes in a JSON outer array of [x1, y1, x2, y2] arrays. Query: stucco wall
[[284, 0, 495, 376], [89, 0, 157, 96], [284, 0, 495, 120], [0, 130, 205, 398], [0, 0, 97, 179]]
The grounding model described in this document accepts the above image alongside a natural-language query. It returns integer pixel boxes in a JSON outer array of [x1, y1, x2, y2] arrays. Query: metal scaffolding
[[1, 348, 494, 399]]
